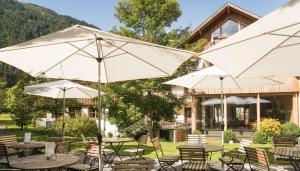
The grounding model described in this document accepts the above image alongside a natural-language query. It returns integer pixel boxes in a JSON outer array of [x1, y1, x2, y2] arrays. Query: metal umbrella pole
[[62, 88, 66, 139], [96, 37, 103, 171], [219, 77, 225, 131]]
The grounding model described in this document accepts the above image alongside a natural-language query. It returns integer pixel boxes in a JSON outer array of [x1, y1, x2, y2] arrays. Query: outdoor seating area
[[1, 0, 300, 170]]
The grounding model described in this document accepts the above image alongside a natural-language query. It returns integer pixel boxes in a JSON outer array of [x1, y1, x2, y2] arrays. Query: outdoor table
[[103, 137, 133, 161], [10, 153, 79, 171], [269, 147, 300, 171], [10, 141, 46, 157]]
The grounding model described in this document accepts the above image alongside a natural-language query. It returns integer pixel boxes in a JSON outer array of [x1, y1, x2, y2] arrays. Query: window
[[211, 20, 242, 44], [69, 107, 82, 117], [89, 107, 97, 118]]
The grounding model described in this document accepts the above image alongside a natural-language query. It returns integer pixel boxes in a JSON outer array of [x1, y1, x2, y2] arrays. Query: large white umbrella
[[199, 0, 300, 78], [0, 25, 194, 170], [244, 97, 271, 104], [24, 80, 99, 138], [164, 66, 280, 130]]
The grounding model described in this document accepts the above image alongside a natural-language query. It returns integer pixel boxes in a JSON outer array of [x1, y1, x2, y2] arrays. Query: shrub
[[252, 118, 281, 137], [281, 123, 300, 137], [192, 130, 201, 135], [55, 115, 97, 137], [252, 130, 273, 144], [224, 130, 237, 143]]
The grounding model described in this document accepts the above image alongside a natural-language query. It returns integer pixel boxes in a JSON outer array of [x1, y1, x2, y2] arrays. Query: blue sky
[[18, 0, 288, 31]]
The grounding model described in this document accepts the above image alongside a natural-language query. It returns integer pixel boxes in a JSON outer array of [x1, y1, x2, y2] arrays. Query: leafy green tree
[[105, 0, 208, 138]]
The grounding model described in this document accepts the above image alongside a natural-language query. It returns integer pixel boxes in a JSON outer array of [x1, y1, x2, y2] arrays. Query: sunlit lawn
[[0, 113, 275, 162]]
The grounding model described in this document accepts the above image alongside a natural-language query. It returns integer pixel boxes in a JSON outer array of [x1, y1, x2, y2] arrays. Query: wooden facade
[[180, 3, 300, 132]]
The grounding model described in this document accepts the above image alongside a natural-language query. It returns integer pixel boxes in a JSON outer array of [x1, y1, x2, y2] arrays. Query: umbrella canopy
[[0, 25, 194, 83], [202, 98, 222, 106], [164, 66, 281, 89], [24, 80, 99, 99], [199, 0, 300, 78], [0, 25, 194, 171], [226, 96, 245, 105], [244, 97, 271, 104]]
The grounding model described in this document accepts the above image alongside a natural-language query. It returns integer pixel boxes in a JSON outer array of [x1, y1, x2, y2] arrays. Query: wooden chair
[[124, 134, 148, 160], [55, 141, 71, 154], [179, 147, 206, 171], [0, 143, 10, 168], [151, 137, 179, 171], [67, 143, 99, 171], [219, 139, 251, 171], [273, 135, 296, 165], [0, 135, 18, 156], [187, 134, 207, 144], [112, 160, 150, 171], [244, 147, 281, 171]]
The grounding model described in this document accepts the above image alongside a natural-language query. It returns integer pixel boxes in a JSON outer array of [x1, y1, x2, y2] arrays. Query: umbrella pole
[[96, 37, 103, 171], [62, 88, 66, 139], [219, 77, 225, 131]]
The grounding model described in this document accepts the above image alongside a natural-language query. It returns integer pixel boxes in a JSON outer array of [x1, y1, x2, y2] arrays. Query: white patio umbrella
[[202, 96, 245, 106], [199, 0, 300, 78], [24, 80, 99, 138], [0, 25, 194, 170], [244, 97, 271, 105], [202, 98, 222, 106], [164, 66, 280, 130]]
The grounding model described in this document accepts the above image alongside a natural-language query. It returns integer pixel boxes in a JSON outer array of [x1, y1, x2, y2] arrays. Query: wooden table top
[[10, 142, 46, 149], [10, 154, 79, 170], [269, 147, 300, 158], [103, 137, 133, 143], [176, 144, 224, 152]]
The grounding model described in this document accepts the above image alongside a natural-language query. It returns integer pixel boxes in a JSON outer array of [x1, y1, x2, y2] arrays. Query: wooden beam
[[256, 93, 261, 130]]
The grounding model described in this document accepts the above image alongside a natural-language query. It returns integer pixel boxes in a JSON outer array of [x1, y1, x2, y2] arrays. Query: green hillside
[[0, 0, 97, 48]]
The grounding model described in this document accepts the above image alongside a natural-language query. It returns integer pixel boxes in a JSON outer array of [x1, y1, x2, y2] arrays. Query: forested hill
[[0, 0, 97, 48]]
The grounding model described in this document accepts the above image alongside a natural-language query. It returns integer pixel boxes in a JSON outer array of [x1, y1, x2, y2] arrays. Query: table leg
[[109, 142, 125, 161]]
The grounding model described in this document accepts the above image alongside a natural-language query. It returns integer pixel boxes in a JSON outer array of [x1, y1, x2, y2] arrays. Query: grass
[[0, 113, 276, 162]]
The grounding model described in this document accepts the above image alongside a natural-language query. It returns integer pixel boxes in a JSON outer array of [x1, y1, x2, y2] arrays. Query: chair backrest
[[238, 139, 252, 153], [112, 160, 150, 171], [55, 141, 71, 154], [179, 147, 206, 163], [0, 143, 9, 165], [81, 134, 87, 144], [200, 134, 207, 144], [86, 143, 99, 158], [138, 134, 148, 145], [47, 137, 63, 143], [0, 135, 17, 145], [274, 135, 296, 147], [151, 137, 164, 159], [244, 147, 270, 171]]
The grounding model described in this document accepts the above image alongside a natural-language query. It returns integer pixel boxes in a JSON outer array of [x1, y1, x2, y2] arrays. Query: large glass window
[[211, 20, 242, 45]]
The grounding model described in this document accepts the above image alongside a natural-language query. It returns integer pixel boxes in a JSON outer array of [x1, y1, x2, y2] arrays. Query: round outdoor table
[[10, 142, 46, 157], [10, 154, 79, 171], [269, 147, 300, 171], [103, 137, 133, 161]]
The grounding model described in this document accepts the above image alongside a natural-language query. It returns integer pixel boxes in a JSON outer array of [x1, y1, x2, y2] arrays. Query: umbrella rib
[[102, 39, 170, 76], [102, 42, 129, 59], [190, 75, 208, 89], [229, 75, 241, 89], [68, 43, 97, 59], [97, 40, 110, 82], [262, 76, 283, 84], [103, 52, 128, 59], [237, 29, 300, 77], [36, 41, 96, 77]]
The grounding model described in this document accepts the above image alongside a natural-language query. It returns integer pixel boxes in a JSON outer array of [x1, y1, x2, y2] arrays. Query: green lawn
[[0, 113, 275, 162]]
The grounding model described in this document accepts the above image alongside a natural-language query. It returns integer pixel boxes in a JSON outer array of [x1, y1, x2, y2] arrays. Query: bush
[[252, 118, 281, 137], [192, 130, 201, 135], [55, 115, 97, 137], [281, 123, 300, 137], [252, 130, 273, 144], [224, 130, 237, 143]]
